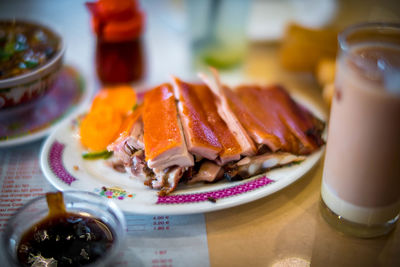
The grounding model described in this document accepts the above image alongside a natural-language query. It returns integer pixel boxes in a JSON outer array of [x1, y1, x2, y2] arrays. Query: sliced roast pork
[[187, 161, 223, 184], [108, 106, 145, 173], [235, 85, 325, 154], [224, 152, 306, 181], [142, 83, 194, 170], [198, 71, 257, 157], [202, 68, 324, 155], [152, 166, 186, 196], [171, 76, 222, 160], [223, 85, 285, 152], [192, 84, 242, 165], [107, 73, 324, 196], [109, 83, 194, 194], [141, 83, 195, 193], [172, 76, 243, 165], [234, 85, 299, 152]]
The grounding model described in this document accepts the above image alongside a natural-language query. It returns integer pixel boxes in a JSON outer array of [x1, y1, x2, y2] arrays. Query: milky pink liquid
[[322, 43, 400, 225]]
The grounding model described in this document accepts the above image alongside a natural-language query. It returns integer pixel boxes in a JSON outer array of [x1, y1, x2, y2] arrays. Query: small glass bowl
[[1, 191, 126, 266]]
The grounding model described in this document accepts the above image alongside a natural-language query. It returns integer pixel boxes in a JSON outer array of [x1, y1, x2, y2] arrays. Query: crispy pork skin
[[172, 76, 243, 165], [198, 71, 257, 157], [171, 76, 222, 160], [259, 85, 325, 152], [221, 85, 284, 152], [200, 69, 324, 156], [235, 85, 297, 152], [236, 85, 324, 154], [192, 82, 242, 165], [142, 83, 194, 170]]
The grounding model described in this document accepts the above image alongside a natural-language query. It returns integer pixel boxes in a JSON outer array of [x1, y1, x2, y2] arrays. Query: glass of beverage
[[320, 23, 400, 238], [186, 0, 250, 70]]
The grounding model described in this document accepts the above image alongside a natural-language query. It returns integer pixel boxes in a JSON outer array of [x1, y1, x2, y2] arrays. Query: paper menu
[[117, 214, 210, 266], [0, 143, 210, 267], [0, 141, 53, 231]]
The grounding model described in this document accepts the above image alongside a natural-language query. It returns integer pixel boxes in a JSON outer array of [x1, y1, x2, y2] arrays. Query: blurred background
[[1, 0, 399, 101]]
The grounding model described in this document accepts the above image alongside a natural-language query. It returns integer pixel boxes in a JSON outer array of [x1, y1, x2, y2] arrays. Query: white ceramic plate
[[40, 95, 325, 215], [0, 66, 94, 148]]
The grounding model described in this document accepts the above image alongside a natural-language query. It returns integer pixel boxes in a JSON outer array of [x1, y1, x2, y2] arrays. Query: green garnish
[[82, 150, 113, 160], [24, 60, 39, 68], [4, 41, 15, 54], [19, 60, 39, 69], [132, 103, 138, 111], [291, 160, 304, 165], [0, 41, 15, 61]]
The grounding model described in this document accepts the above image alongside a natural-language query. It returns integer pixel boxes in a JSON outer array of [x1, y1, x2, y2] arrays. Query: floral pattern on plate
[[95, 186, 135, 200], [156, 176, 274, 204], [46, 139, 274, 204]]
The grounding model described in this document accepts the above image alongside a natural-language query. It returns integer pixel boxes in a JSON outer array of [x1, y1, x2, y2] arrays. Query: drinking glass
[[320, 23, 400, 238], [186, 0, 250, 70]]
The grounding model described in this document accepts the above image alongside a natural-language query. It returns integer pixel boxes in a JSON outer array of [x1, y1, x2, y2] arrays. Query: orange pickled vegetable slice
[[91, 85, 137, 115], [80, 105, 122, 151]]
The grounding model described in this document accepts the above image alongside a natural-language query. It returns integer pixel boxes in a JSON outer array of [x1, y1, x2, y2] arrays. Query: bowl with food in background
[[0, 19, 65, 109]]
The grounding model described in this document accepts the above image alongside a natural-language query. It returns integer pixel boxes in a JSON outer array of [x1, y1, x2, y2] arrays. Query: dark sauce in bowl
[[15, 192, 116, 267], [17, 213, 114, 267], [0, 20, 60, 79]]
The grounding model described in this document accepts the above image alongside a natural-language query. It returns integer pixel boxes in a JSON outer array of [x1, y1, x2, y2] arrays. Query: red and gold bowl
[[0, 20, 65, 109]]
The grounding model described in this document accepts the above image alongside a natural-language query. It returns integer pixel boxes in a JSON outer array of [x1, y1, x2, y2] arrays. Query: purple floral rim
[[156, 176, 275, 204], [48, 141, 77, 185], [47, 139, 275, 203]]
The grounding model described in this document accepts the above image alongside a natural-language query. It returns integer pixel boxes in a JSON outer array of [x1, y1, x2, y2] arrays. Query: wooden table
[[206, 155, 400, 267]]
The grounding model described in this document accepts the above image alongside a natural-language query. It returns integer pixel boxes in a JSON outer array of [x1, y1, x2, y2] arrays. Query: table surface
[[1, 1, 399, 266], [205, 42, 400, 267]]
